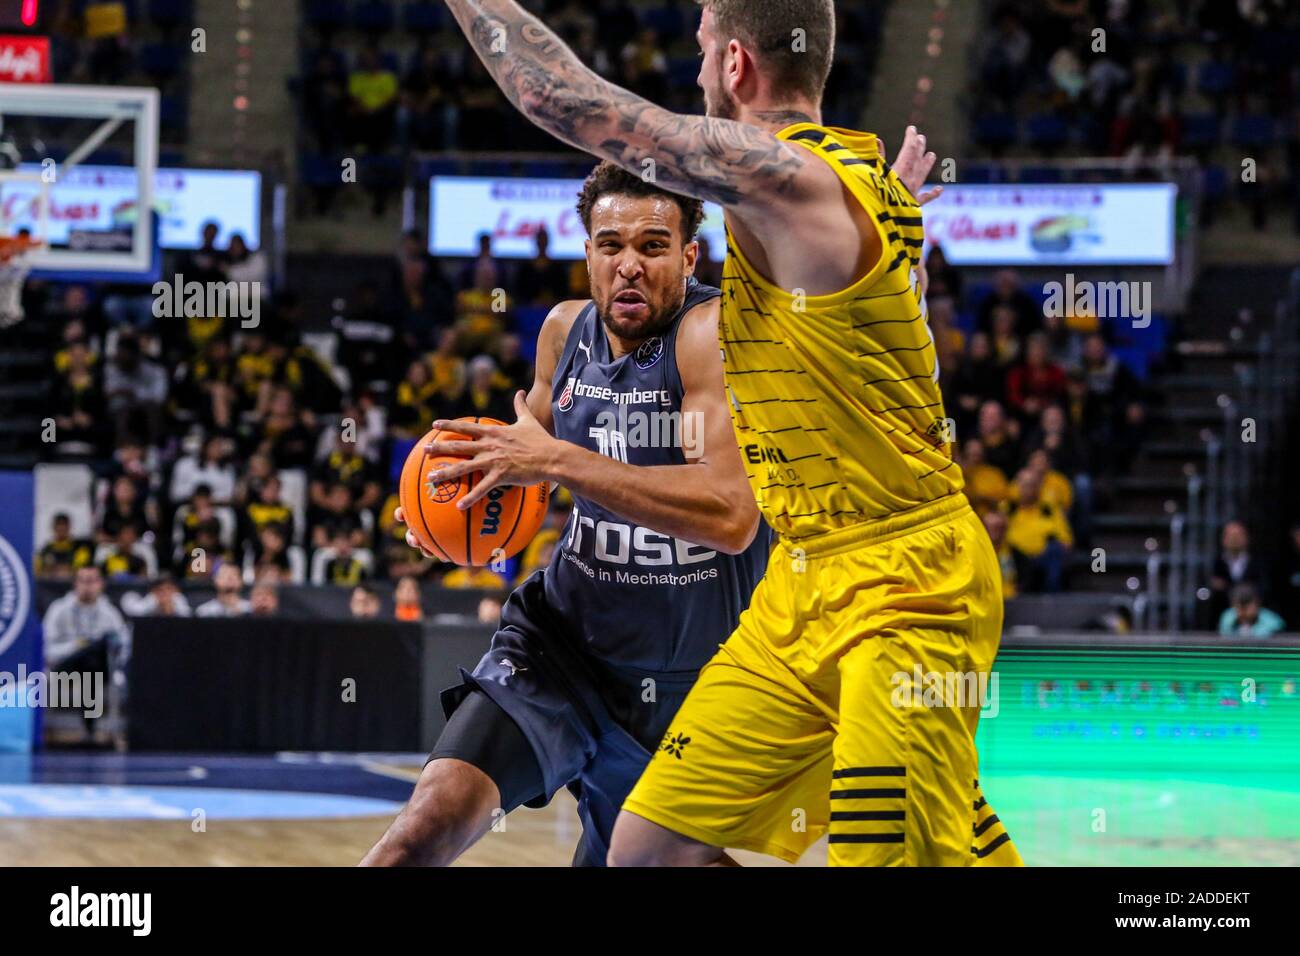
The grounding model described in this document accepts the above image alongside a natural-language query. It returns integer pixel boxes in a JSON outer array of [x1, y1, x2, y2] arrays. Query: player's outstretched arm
[[441, 0, 812, 211], [427, 300, 761, 555]]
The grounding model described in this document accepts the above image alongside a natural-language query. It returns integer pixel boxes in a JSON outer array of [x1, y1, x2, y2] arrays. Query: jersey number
[[589, 427, 629, 463]]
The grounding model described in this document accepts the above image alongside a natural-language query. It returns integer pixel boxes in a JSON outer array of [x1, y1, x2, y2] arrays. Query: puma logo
[[498, 658, 527, 678], [577, 339, 592, 363]]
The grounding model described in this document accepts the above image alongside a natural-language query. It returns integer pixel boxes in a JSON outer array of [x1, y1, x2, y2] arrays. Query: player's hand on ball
[[393, 505, 439, 558], [883, 125, 943, 207], [428, 392, 560, 511]]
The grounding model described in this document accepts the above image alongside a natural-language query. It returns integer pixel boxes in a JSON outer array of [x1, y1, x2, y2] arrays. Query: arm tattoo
[[446, 0, 808, 208]]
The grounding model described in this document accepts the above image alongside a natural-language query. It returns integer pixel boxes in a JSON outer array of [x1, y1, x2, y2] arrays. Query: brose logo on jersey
[[565, 505, 716, 567]]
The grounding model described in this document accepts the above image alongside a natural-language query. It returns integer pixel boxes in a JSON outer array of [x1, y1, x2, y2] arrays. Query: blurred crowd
[[292, 0, 885, 214], [31, 223, 580, 628], [972, 0, 1300, 230]]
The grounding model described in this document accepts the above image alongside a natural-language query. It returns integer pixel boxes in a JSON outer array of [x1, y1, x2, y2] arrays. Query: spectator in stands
[[394, 575, 423, 622], [494, 334, 532, 394], [443, 562, 509, 591], [235, 453, 277, 508], [620, 27, 669, 102], [925, 245, 962, 302], [428, 328, 467, 405], [1079, 333, 1145, 475], [1218, 583, 1286, 637], [122, 573, 191, 618], [250, 583, 280, 617], [458, 233, 503, 294], [256, 386, 319, 469], [453, 355, 516, 423], [41, 566, 127, 743], [477, 592, 506, 625], [1006, 333, 1067, 423], [391, 359, 438, 440], [988, 304, 1023, 368], [104, 332, 168, 449], [174, 335, 237, 432], [301, 50, 349, 153], [225, 234, 269, 295], [348, 44, 399, 152], [184, 523, 232, 581], [325, 531, 370, 587], [310, 482, 365, 550], [454, 57, 509, 150], [515, 228, 570, 307], [1280, 521, 1300, 629], [36, 514, 94, 580], [378, 497, 432, 579], [399, 47, 450, 152], [196, 563, 250, 617], [252, 524, 295, 582], [1006, 467, 1073, 594], [186, 222, 228, 280], [1021, 448, 1074, 515], [243, 474, 294, 551], [1025, 403, 1086, 479], [978, 269, 1041, 339], [982, 509, 1017, 600], [52, 339, 103, 456], [98, 523, 150, 582], [947, 333, 1003, 436], [392, 230, 449, 344], [350, 584, 381, 619], [312, 432, 381, 516], [456, 263, 510, 353], [928, 297, 966, 380], [979, 5, 1033, 107], [99, 474, 155, 544], [170, 435, 237, 504], [1209, 520, 1267, 623], [959, 438, 1010, 517], [976, 400, 1022, 477]]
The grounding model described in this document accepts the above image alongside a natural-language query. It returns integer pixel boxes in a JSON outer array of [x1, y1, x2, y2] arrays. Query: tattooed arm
[[442, 0, 815, 211]]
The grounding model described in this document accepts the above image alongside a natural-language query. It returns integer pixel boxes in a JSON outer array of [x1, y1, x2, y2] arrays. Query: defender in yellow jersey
[[442, 0, 1022, 865]]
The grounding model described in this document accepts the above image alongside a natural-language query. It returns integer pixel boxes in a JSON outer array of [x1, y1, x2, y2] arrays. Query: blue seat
[[668, 56, 700, 89], [403, 1, 443, 33], [300, 152, 344, 187], [140, 43, 182, 78], [1197, 61, 1234, 96], [1180, 112, 1220, 149], [1019, 166, 1063, 184], [642, 6, 685, 39], [305, 0, 349, 32], [1231, 115, 1275, 149], [1112, 346, 1149, 381], [148, 0, 192, 28], [353, 0, 394, 33], [1026, 113, 1070, 151], [1202, 164, 1227, 202], [972, 113, 1017, 150], [159, 95, 188, 130]]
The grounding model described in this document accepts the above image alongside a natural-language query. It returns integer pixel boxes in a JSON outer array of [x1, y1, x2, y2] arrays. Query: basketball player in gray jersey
[[361, 163, 771, 867]]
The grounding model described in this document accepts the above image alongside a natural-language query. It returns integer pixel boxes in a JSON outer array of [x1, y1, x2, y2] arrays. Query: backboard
[[0, 82, 159, 281]]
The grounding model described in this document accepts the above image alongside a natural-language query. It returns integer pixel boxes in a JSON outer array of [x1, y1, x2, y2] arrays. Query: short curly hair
[[576, 162, 706, 246]]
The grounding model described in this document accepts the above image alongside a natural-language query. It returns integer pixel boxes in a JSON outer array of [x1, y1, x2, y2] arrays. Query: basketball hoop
[[0, 235, 38, 329]]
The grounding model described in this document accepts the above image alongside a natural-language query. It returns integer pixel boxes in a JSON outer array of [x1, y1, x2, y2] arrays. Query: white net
[[0, 242, 31, 328]]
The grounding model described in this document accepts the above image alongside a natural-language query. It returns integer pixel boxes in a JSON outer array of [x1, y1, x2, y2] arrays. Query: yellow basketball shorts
[[622, 495, 1023, 866]]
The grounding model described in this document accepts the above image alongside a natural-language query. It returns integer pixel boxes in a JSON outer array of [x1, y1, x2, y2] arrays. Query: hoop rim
[[0, 235, 40, 263]]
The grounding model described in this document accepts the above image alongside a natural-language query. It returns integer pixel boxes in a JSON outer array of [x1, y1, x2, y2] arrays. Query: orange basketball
[[399, 417, 550, 567]]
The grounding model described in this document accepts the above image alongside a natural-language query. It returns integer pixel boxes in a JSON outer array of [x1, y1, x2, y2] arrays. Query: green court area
[[981, 771, 1300, 866], [975, 644, 1300, 865]]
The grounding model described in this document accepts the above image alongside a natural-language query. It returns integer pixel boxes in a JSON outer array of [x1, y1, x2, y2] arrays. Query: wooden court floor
[[0, 760, 827, 867]]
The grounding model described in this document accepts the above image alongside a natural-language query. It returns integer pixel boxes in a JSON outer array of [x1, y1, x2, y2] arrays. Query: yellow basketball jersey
[[720, 123, 963, 541]]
